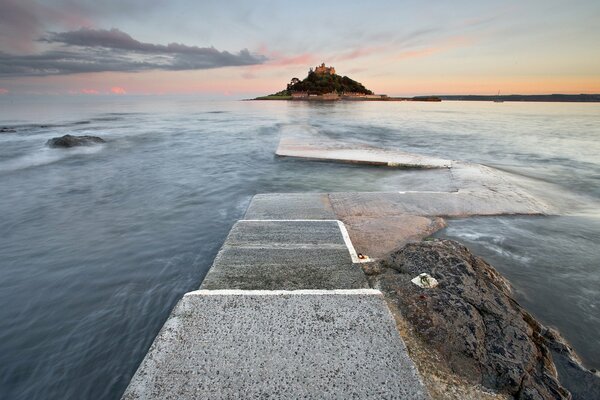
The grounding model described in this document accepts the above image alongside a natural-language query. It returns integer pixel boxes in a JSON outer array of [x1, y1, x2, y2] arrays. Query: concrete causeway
[[123, 196, 430, 398], [122, 134, 564, 399]]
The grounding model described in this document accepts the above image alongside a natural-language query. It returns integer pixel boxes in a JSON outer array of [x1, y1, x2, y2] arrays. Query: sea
[[0, 96, 599, 399]]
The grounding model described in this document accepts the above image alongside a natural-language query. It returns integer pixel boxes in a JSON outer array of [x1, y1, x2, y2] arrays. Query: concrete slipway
[[123, 205, 430, 399], [123, 136, 555, 399]]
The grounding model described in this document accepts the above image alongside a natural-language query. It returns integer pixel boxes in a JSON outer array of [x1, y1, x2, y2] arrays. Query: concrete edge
[[275, 151, 450, 169], [185, 289, 382, 296]]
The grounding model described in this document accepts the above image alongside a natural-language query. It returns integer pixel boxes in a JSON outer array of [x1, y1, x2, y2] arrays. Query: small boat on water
[[494, 90, 504, 103]]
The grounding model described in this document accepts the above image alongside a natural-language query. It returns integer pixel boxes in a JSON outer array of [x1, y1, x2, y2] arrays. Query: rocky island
[[254, 63, 441, 102]]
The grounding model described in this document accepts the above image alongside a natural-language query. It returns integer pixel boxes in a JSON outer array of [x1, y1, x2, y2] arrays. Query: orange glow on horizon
[[110, 86, 127, 95], [4, 68, 599, 97]]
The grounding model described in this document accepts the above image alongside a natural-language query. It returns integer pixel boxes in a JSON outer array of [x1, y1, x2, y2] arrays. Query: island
[[254, 63, 441, 102]]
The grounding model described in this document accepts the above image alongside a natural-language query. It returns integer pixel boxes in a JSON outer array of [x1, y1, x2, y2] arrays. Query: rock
[[46, 134, 105, 148], [539, 327, 600, 400], [0, 127, 16, 133], [368, 239, 596, 399]]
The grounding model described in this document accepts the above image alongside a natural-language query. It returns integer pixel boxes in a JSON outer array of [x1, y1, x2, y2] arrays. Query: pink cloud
[[395, 47, 439, 60], [268, 53, 316, 67], [238, 50, 317, 80], [80, 88, 99, 94], [0, 88, 8, 94], [332, 46, 385, 62], [253, 45, 315, 67], [110, 86, 126, 95], [393, 36, 474, 61]]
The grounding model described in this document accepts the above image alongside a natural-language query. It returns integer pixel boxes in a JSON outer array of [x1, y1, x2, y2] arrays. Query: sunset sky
[[1, 0, 599, 97]]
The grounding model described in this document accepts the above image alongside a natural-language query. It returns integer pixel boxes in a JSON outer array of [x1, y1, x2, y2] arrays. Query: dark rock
[[370, 239, 598, 399], [0, 127, 16, 133], [541, 328, 600, 400], [46, 134, 105, 148]]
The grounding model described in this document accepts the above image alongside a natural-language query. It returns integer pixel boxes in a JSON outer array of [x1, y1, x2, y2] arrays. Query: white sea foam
[[0, 145, 104, 173]]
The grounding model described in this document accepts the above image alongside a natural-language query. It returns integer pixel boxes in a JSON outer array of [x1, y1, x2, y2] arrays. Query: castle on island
[[312, 63, 336, 75]]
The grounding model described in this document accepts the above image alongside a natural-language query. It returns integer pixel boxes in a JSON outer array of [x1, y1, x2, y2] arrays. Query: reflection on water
[[0, 97, 599, 399]]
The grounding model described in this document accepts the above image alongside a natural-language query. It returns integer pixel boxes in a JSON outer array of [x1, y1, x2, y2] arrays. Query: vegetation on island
[[260, 65, 374, 98], [254, 63, 438, 102], [283, 70, 373, 95]]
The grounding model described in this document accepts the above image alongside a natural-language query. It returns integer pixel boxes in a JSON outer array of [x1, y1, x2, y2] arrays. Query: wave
[[277, 123, 322, 138], [0, 145, 104, 173], [444, 228, 532, 263]]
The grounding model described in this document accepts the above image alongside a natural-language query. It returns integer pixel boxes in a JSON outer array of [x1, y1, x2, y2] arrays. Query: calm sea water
[[0, 96, 599, 399]]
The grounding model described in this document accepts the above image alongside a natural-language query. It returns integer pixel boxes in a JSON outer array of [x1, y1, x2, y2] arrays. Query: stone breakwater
[[122, 209, 429, 399], [121, 137, 598, 399]]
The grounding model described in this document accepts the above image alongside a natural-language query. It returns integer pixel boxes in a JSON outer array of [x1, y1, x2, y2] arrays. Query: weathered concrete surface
[[244, 193, 335, 220], [340, 215, 446, 259], [122, 290, 430, 400], [364, 239, 598, 399], [274, 136, 554, 217], [201, 220, 369, 290], [378, 168, 459, 192], [329, 189, 550, 218], [277, 135, 452, 168]]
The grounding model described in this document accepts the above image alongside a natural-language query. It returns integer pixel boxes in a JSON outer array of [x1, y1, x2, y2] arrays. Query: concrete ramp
[[201, 220, 369, 290], [122, 290, 429, 400], [277, 135, 452, 168], [244, 193, 336, 220], [273, 136, 553, 217]]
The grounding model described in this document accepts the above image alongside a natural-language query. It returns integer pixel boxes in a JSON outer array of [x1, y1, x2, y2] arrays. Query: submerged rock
[[46, 134, 105, 148], [368, 239, 599, 399]]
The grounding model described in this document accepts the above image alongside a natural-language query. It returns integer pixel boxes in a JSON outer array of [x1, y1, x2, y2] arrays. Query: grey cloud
[[0, 27, 267, 77], [42, 28, 211, 54], [0, 0, 44, 52]]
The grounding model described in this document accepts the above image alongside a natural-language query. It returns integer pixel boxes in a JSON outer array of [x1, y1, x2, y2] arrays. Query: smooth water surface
[[0, 96, 598, 399]]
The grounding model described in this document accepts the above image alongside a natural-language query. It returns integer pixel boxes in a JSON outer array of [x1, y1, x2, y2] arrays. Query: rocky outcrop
[[46, 134, 105, 148], [1, 127, 16, 133], [365, 239, 599, 399]]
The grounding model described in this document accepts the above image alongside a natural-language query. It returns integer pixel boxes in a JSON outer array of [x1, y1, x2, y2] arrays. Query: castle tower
[[314, 63, 335, 75]]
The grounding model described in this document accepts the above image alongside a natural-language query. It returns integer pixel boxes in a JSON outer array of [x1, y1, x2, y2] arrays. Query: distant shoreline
[[251, 96, 441, 102], [251, 94, 600, 103], [439, 94, 600, 102]]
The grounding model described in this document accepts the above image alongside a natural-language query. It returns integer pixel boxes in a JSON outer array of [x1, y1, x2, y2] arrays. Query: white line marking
[[336, 220, 373, 263], [242, 219, 339, 222], [397, 190, 455, 194], [186, 289, 382, 296]]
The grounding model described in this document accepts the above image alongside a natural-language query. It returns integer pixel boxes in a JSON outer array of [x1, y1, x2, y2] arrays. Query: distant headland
[[253, 63, 600, 103]]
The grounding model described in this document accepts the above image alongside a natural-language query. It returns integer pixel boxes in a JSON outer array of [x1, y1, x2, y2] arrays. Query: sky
[[0, 0, 599, 97]]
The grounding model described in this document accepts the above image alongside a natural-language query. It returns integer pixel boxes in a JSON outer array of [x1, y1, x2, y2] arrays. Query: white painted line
[[242, 219, 339, 222], [336, 220, 372, 264], [186, 289, 382, 296], [397, 190, 456, 194], [227, 244, 346, 249]]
